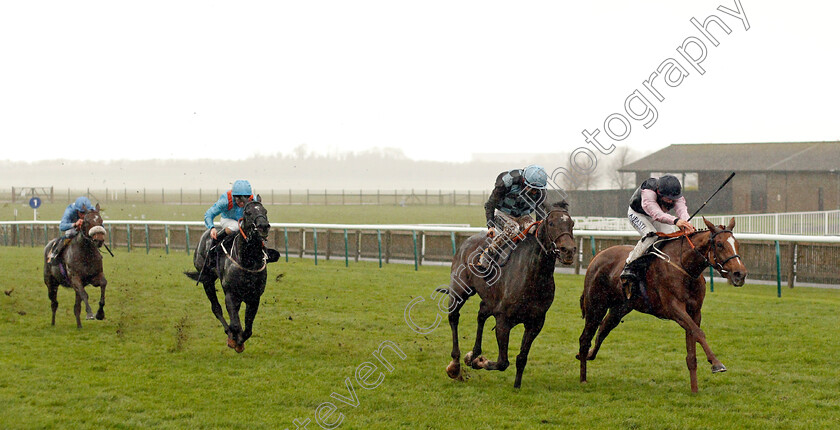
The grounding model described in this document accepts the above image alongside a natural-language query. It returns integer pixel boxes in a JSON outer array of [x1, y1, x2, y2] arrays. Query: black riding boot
[[206, 230, 229, 271], [619, 264, 640, 300]]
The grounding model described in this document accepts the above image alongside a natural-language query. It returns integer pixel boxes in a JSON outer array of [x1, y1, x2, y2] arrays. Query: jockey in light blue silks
[[477, 165, 548, 268], [205, 180, 254, 244], [47, 196, 94, 264], [203, 180, 254, 268]]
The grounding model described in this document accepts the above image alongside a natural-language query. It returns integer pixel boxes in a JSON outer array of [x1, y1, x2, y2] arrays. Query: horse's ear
[[726, 217, 735, 231], [555, 200, 569, 211], [255, 194, 261, 203], [95, 203, 101, 212], [702, 217, 720, 233]]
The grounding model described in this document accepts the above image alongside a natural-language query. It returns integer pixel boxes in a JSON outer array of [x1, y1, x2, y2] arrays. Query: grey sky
[[1, 1, 837, 163]]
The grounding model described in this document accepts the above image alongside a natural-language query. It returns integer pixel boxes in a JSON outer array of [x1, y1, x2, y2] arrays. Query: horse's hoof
[[235, 344, 245, 353], [95, 312, 105, 321], [227, 338, 236, 349], [712, 363, 727, 373], [464, 351, 474, 366], [446, 360, 461, 380], [473, 356, 489, 369], [86, 315, 95, 320]]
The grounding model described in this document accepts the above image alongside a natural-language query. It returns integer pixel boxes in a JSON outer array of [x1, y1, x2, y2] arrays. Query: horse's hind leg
[[587, 305, 631, 361], [47, 281, 59, 326], [513, 317, 545, 389], [202, 281, 230, 335], [465, 300, 492, 368], [445, 294, 469, 381]]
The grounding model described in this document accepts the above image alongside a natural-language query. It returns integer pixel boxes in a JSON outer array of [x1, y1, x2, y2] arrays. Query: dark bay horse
[[578, 217, 747, 392], [185, 198, 274, 353], [443, 201, 577, 388], [43, 203, 108, 328]]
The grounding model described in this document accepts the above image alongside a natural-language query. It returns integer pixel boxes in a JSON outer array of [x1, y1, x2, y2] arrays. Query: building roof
[[620, 142, 840, 173]]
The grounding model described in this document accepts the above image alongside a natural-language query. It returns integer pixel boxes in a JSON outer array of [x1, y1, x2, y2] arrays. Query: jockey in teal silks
[[477, 165, 548, 268], [620, 174, 695, 299], [203, 180, 254, 268], [205, 180, 254, 243], [47, 196, 94, 264]]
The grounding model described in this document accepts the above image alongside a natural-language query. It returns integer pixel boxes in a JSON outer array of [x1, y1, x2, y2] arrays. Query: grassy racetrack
[[1, 246, 838, 429]]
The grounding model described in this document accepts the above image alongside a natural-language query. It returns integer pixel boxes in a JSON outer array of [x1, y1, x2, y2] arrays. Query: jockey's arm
[[203, 195, 227, 231], [58, 206, 78, 231], [484, 174, 507, 228], [640, 189, 677, 225]]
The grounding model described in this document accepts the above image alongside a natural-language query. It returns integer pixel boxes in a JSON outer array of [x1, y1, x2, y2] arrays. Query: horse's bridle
[[670, 229, 741, 278], [535, 210, 574, 259], [238, 202, 269, 241]]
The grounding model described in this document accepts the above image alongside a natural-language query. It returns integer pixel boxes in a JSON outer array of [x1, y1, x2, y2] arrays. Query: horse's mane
[[546, 200, 569, 212]]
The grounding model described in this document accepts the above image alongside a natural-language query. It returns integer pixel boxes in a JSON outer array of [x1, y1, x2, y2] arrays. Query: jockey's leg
[[207, 219, 238, 270], [621, 208, 658, 299], [48, 229, 77, 264], [479, 212, 519, 268]]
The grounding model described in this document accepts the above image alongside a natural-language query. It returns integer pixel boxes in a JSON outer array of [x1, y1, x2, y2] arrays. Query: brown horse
[[578, 217, 747, 392], [43, 203, 108, 328], [443, 201, 577, 388]]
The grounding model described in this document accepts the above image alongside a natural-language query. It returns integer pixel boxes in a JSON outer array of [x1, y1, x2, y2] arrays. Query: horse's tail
[[435, 287, 449, 294], [184, 271, 201, 282], [580, 293, 586, 319]]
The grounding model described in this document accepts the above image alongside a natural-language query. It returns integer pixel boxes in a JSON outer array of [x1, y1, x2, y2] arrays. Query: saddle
[[479, 221, 541, 268]]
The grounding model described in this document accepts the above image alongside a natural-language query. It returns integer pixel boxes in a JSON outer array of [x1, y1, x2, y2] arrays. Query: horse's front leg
[[465, 300, 491, 369], [513, 317, 545, 388], [93, 273, 107, 320], [691, 309, 726, 373], [670, 301, 725, 392], [224, 291, 244, 353], [474, 317, 511, 372], [241, 298, 261, 343]]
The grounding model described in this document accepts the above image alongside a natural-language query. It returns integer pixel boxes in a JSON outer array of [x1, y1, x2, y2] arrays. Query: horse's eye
[[548, 222, 554, 227], [716, 243, 723, 249]]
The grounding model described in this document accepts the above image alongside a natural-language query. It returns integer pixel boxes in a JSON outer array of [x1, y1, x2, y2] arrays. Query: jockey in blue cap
[[477, 164, 548, 268], [203, 180, 254, 267], [47, 196, 95, 264], [205, 180, 254, 243]]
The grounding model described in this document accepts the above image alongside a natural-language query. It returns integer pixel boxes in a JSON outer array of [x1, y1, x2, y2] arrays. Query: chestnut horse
[[578, 217, 747, 392], [43, 203, 108, 328], [443, 201, 577, 388]]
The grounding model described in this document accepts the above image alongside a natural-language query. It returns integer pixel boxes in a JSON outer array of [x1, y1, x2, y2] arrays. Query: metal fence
[[576, 210, 840, 236], [7, 188, 491, 206], [3, 221, 839, 287]]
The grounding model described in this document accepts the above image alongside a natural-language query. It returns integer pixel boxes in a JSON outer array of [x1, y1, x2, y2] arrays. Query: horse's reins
[[221, 210, 269, 273], [653, 229, 740, 279]]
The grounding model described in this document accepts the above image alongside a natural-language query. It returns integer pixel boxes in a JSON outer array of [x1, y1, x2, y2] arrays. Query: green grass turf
[[1, 202, 486, 226], [1, 247, 838, 429]]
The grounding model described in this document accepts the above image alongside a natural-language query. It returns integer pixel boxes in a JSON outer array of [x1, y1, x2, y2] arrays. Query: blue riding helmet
[[232, 180, 252, 196], [72, 196, 93, 212], [523, 165, 548, 189]]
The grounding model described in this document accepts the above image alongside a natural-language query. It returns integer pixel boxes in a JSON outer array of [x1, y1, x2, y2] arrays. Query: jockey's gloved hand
[[675, 219, 696, 233]]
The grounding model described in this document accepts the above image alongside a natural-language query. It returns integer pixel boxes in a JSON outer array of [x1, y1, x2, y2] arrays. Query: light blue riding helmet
[[232, 180, 252, 196], [72, 196, 94, 212], [523, 165, 548, 189]]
